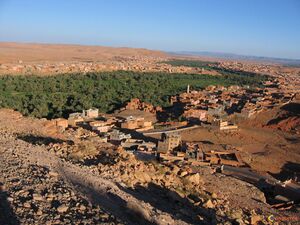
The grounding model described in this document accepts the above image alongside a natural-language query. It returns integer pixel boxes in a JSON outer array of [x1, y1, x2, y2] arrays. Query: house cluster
[[218, 61, 300, 94], [170, 81, 294, 130], [46, 107, 156, 151], [155, 132, 244, 167], [120, 116, 153, 131], [45, 75, 297, 165]]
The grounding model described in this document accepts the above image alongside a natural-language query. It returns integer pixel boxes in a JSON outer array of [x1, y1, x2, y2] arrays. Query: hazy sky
[[0, 0, 299, 59]]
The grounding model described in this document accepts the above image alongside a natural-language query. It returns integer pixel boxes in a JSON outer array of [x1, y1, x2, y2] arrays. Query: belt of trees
[[0, 70, 266, 119]]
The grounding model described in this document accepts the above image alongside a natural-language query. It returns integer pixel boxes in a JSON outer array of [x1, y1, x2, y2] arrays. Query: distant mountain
[[169, 51, 300, 66]]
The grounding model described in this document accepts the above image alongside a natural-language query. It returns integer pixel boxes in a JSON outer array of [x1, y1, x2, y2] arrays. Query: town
[[1, 40, 300, 225], [1, 0, 300, 223], [1, 52, 299, 224], [42, 75, 300, 212]]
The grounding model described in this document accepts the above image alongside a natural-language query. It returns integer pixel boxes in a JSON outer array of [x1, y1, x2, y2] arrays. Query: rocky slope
[[241, 102, 300, 133], [0, 109, 298, 224]]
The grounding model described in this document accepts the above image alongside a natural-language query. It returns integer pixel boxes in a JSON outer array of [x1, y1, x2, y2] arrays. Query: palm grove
[[0, 61, 267, 119]]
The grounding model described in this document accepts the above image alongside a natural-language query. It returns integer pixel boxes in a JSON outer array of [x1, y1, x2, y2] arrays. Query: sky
[[0, 0, 299, 59]]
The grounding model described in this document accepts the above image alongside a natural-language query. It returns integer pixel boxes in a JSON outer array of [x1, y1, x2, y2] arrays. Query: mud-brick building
[[83, 108, 99, 118], [121, 116, 153, 130], [183, 109, 207, 123], [157, 133, 181, 154]]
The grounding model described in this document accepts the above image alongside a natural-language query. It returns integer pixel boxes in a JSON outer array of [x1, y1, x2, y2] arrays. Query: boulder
[[250, 215, 262, 225], [184, 173, 203, 185], [134, 171, 152, 183], [204, 199, 214, 208], [57, 204, 68, 213]]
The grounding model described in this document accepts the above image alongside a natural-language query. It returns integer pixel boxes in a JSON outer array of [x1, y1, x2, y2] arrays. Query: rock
[[204, 199, 215, 208], [188, 197, 195, 204], [250, 215, 262, 225], [231, 209, 243, 220], [32, 194, 43, 201], [0, 183, 5, 191], [179, 170, 188, 177], [46, 197, 54, 202], [79, 204, 86, 211], [23, 191, 30, 197], [194, 201, 201, 206], [235, 218, 244, 224], [134, 171, 151, 183], [274, 195, 290, 202], [23, 202, 31, 208], [100, 213, 109, 219], [121, 172, 129, 181], [36, 209, 43, 216], [211, 192, 218, 199], [49, 171, 59, 177], [171, 166, 180, 175], [163, 179, 172, 187], [184, 173, 202, 185], [57, 204, 68, 213]]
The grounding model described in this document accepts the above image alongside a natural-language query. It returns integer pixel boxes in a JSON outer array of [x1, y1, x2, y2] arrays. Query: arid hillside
[[0, 108, 296, 225], [0, 42, 166, 64]]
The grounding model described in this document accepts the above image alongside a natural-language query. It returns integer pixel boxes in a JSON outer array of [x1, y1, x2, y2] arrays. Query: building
[[207, 105, 226, 117], [89, 121, 113, 133], [69, 108, 99, 119], [121, 118, 138, 129], [68, 116, 84, 127], [54, 118, 68, 130], [219, 120, 238, 131], [91, 125, 111, 133], [68, 108, 100, 126], [183, 143, 204, 161], [121, 116, 153, 130], [109, 130, 131, 141], [83, 108, 99, 118], [157, 133, 181, 154], [121, 139, 156, 151], [183, 109, 207, 123], [69, 112, 82, 118], [44, 118, 69, 133]]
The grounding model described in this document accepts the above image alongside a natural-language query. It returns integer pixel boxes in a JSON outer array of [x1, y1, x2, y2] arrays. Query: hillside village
[[1, 45, 300, 225], [40, 72, 300, 217], [1, 0, 300, 223]]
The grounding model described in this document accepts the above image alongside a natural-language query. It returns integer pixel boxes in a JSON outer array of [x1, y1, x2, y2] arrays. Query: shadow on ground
[[58, 160, 232, 225], [119, 183, 234, 225], [270, 161, 300, 182], [58, 166, 155, 225], [117, 182, 222, 224], [0, 182, 20, 225], [17, 134, 73, 145], [121, 128, 158, 143], [281, 103, 300, 114]]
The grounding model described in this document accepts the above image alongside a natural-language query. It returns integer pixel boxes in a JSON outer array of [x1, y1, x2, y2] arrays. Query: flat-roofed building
[[157, 133, 181, 154], [83, 108, 99, 118]]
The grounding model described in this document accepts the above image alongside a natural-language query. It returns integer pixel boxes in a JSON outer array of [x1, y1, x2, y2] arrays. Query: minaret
[[187, 84, 190, 94]]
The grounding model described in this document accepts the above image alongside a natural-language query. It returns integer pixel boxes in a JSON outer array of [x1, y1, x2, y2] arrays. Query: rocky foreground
[[0, 110, 298, 225]]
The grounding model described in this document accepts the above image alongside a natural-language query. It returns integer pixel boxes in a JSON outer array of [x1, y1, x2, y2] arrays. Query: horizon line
[[1, 40, 300, 61]]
